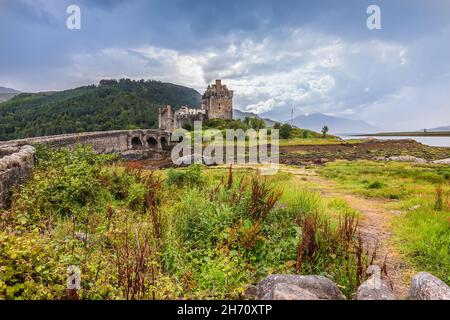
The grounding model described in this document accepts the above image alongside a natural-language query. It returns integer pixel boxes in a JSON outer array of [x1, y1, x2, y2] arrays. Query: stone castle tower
[[201, 80, 233, 120], [159, 80, 233, 132]]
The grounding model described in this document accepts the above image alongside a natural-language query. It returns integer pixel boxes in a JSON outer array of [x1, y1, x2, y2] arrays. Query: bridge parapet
[[0, 129, 171, 154]]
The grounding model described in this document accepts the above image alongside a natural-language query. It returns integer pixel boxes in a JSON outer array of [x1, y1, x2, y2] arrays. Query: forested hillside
[[0, 79, 201, 140]]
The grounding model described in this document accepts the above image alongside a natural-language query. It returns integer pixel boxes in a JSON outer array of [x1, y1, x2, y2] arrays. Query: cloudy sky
[[1, 0, 449, 130]]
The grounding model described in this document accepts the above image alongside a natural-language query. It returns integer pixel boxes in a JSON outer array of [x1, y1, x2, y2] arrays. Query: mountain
[[427, 125, 450, 132], [0, 86, 20, 94], [233, 109, 277, 127], [0, 79, 201, 141], [291, 113, 379, 134], [0, 86, 21, 102]]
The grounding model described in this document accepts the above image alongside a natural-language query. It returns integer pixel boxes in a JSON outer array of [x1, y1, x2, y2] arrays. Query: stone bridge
[[0, 129, 171, 208], [0, 129, 172, 154]]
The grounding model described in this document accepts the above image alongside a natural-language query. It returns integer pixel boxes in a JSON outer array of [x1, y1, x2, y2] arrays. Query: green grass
[[318, 160, 450, 284]]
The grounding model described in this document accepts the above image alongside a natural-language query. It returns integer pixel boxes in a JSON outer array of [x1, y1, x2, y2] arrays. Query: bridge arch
[[130, 136, 143, 149], [146, 136, 159, 148], [160, 136, 170, 150]]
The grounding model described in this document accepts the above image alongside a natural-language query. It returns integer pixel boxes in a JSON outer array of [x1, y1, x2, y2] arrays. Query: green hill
[[0, 79, 201, 141]]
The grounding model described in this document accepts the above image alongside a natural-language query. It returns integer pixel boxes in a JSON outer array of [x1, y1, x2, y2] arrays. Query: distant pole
[[291, 108, 294, 126]]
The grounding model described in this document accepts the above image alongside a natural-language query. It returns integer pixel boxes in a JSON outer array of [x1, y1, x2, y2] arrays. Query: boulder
[[408, 272, 450, 300], [261, 283, 320, 300], [387, 156, 427, 164], [120, 150, 148, 160], [257, 274, 345, 300], [243, 284, 258, 299], [174, 153, 213, 166], [355, 276, 396, 300], [74, 231, 89, 242], [408, 204, 421, 211], [433, 158, 450, 165]]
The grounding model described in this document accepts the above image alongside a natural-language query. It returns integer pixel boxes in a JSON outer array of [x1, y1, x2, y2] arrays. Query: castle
[[158, 80, 233, 132]]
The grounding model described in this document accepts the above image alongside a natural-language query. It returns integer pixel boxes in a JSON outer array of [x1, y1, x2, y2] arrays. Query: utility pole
[[291, 108, 294, 126]]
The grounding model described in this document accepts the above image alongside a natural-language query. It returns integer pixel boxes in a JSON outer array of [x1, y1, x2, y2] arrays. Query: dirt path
[[280, 166, 410, 298]]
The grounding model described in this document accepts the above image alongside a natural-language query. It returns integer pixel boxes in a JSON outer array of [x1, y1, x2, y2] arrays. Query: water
[[338, 135, 450, 148]]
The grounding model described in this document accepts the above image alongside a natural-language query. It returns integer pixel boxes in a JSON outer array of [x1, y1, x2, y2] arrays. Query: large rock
[[408, 272, 450, 300], [257, 275, 345, 300], [387, 156, 427, 164], [262, 283, 320, 300], [433, 158, 450, 165], [355, 276, 396, 300], [74, 231, 89, 242]]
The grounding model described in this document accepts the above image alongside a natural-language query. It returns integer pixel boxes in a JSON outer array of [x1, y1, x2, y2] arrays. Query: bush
[[279, 124, 293, 139], [13, 146, 139, 223], [174, 189, 233, 245], [0, 231, 66, 299], [166, 164, 204, 187], [368, 181, 384, 189]]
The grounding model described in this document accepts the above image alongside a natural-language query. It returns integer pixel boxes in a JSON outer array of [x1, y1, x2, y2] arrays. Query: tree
[[279, 123, 293, 139], [321, 125, 329, 137], [243, 117, 251, 127], [250, 117, 266, 130]]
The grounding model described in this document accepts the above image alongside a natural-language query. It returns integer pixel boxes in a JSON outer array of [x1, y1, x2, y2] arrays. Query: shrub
[[368, 181, 384, 189], [166, 164, 204, 187], [279, 124, 293, 139], [0, 231, 66, 299], [13, 146, 122, 223], [174, 189, 232, 245], [434, 185, 444, 211]]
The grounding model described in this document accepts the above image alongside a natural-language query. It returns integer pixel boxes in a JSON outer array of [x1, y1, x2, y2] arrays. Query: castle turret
[[158, 105, 174, 131], [201, 80, 233, 120]]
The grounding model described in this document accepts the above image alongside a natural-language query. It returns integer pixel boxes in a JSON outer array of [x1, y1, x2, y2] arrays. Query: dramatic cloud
[[0, 0, 449, 130]]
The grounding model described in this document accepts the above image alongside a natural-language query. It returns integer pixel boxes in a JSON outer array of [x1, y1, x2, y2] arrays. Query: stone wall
[[0, 145, 35, 208]]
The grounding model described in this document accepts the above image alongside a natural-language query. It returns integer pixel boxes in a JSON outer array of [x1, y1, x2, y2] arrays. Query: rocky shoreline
[[280, 139, 450, 166]]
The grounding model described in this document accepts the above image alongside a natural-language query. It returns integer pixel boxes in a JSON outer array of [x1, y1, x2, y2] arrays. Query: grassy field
[[318, 161, 450, 284], [0, 146, 373, 300]]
